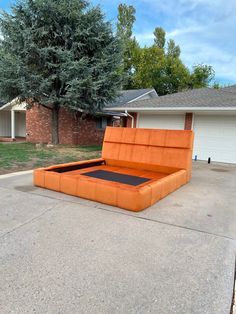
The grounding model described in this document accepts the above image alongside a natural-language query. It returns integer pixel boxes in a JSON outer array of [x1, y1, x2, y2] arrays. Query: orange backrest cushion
[[102, 127, 194, 172]]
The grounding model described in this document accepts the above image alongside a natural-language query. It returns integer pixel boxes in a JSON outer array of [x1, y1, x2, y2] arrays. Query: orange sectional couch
[[34, 127, 194, 211]]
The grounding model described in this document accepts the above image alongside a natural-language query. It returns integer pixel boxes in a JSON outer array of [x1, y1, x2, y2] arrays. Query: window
[[96, 117, 108, 129]]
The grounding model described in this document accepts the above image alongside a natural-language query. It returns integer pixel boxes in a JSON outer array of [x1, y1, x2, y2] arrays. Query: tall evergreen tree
[[153, 27, 166, 49], [167, 39, 181, 58], [116, 3, 137, 88], [117, 3, 135, 39], [0, 0, 122, 144]]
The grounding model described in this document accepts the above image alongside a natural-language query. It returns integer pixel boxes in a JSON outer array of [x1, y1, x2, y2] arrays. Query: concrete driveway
[[0, 162, 235, 314]]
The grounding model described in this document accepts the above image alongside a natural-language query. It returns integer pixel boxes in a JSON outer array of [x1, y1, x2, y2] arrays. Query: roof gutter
[[105, 107, 236, 112]]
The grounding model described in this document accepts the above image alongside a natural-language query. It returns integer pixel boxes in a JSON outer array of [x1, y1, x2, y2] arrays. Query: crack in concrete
[[0, 203, 58, 240]]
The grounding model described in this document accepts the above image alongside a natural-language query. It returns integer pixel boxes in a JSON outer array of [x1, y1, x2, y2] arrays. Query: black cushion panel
[[82, 170, 151, 186]]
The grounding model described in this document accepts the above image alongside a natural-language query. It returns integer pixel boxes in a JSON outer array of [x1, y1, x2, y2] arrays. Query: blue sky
[[1, 0, 236, 85]]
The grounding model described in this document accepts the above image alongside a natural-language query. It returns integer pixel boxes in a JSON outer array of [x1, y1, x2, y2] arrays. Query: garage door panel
[[138, 114, 185, 130], [193, 115, 236, 163]]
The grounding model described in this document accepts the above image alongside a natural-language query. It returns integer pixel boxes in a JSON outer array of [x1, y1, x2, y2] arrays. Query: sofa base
[[34, 159, 188, 212]]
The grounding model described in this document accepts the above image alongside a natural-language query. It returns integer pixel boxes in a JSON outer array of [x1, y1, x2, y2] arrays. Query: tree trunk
[[52, 105, 59, 144]]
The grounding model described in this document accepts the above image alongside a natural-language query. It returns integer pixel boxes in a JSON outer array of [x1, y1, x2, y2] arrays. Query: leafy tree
[[131, 23, 214, 95], [116, 3, 137, 88], [132, 46, 165, 89], [0, 0, 122, 144], [116, 4, 215, 95], [131, 27, 188, 95], [167, 39, 180, 58], [212, 81, 220, 89], [153, 27, 166, 49], [117, 3, 136, 40], [158, 58, 190, 95], [188, 64, 215, 89], [131, 45, 190, 95]]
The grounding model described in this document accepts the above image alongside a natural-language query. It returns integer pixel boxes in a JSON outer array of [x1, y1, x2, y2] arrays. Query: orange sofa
[[34, 127, 194, 211]]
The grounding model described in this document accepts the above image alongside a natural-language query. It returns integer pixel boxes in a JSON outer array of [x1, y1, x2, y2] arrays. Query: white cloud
[[135, 26, 203, 42], [135, 32, 154, 42], [166, 26, 204, 38]]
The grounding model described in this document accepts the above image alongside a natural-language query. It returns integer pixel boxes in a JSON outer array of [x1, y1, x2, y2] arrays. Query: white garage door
[[193, 115, 236, 163], [138, 114, 185, 130]]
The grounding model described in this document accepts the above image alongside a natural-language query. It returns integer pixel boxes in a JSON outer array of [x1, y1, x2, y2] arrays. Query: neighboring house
[[106, 88, 158, 109], [0, 98, 27, 142], [0, 88, 157, 144], [106, 86, 236, 164]]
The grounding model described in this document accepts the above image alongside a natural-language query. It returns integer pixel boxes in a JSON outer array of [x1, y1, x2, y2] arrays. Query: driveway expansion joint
[[1, 184, 236, 242], [21, 188, 236, 242], [0, 203, 59, 240]]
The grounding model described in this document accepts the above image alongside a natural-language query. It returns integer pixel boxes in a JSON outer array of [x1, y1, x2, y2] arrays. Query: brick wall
[[26, 104, 52, 143], [72, 114, 110, 145], [26, 104, 109, 145], [184, 113, 193, 130], [58, 108, 78, 145]]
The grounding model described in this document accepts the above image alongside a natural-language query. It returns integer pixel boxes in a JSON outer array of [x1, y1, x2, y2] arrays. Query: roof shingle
[[108, 87, 236, 109], [105, 89, 155, 108], [221, 84, 236, 94]]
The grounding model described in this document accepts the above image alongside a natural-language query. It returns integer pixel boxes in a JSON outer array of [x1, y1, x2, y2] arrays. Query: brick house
[[0, 88, 158, 144], [26, 105, 112, 145]]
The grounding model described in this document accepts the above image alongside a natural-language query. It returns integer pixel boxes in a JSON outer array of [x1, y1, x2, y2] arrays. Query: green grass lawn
[[0, 142, 101, 174]]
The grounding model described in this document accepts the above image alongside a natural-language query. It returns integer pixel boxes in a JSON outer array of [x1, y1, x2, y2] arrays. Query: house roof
[[221, 84, 236, 94], [105, 89, 157, 108], [0, 97, 27, 111], [107, 87, 236, 111], [0, 89, 157, 114]]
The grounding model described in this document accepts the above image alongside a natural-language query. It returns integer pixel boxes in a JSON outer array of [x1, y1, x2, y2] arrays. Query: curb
[[0, 170, 33, 179]]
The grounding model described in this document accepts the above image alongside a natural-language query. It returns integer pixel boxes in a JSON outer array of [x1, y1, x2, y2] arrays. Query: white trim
[[127, 89, 157, 103], [0, 97, 20, 111], [11, 110, 15, 139], [105, 107, 236, 112]]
